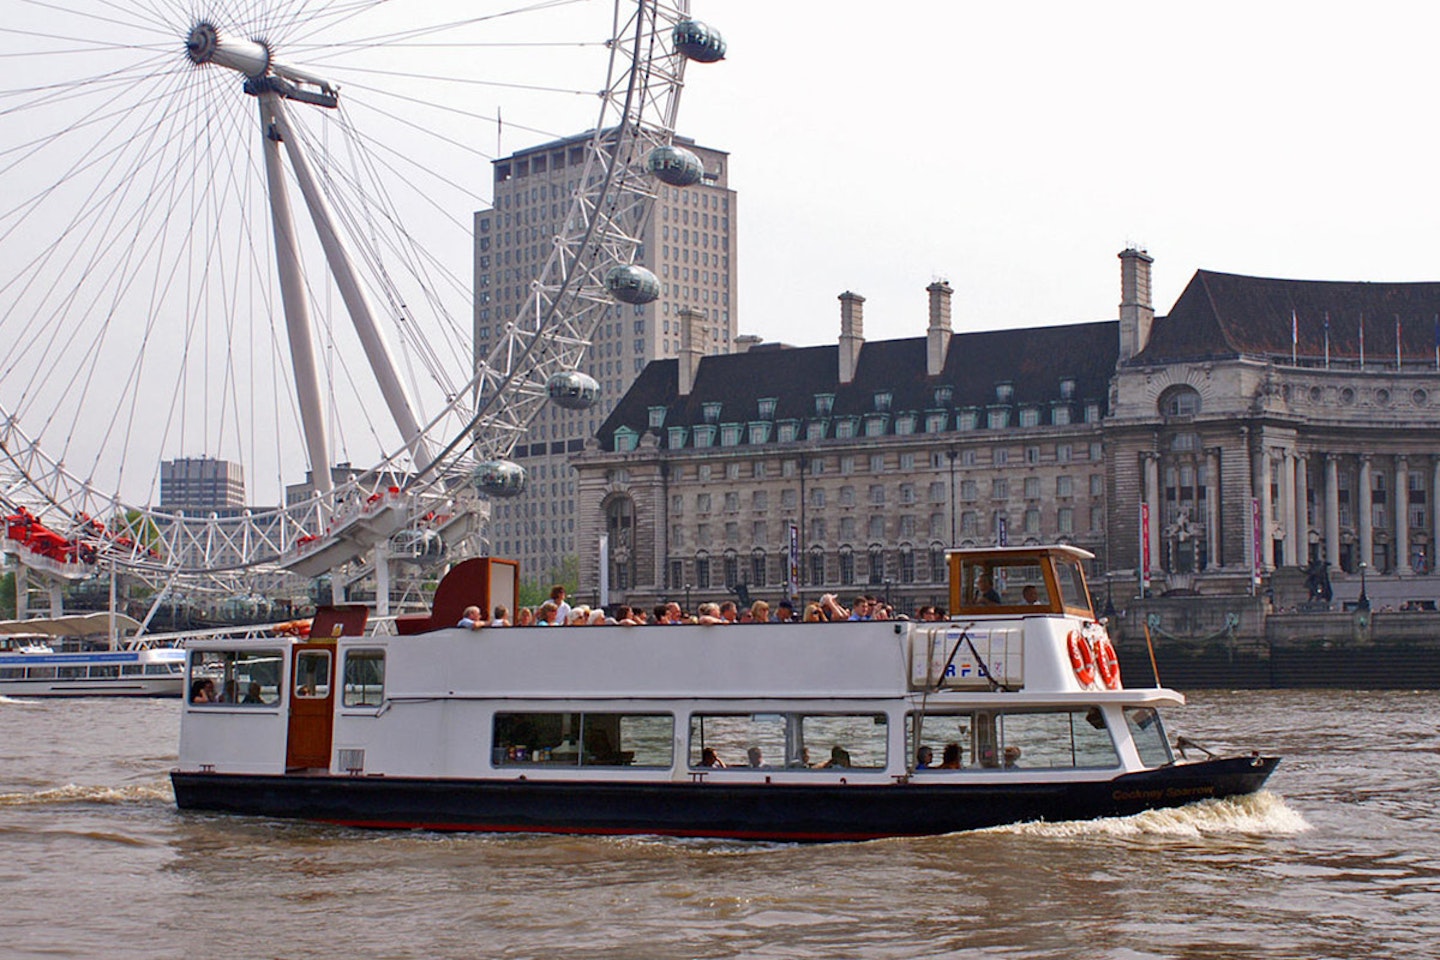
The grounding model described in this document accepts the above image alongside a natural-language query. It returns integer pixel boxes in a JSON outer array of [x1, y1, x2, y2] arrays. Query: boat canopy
[[0, 612, 144, 638]]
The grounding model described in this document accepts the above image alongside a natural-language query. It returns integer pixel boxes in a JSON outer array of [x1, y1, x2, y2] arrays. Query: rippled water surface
[[2, 690, 1438, 959]]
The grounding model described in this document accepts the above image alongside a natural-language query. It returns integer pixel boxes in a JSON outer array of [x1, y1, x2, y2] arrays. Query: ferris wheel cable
[[328, 64, 601, 98], [14, 0, 171, 36], [334, 79, 564, 158], [284, 0, 592, 51]]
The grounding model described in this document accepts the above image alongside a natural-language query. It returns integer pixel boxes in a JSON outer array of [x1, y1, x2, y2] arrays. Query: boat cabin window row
[[188, 649, 283, 706], [690, 712, 888, 770], [0, 662, 178, 680], [910, 707, 1124, 770], [492, 712, 673, 767]]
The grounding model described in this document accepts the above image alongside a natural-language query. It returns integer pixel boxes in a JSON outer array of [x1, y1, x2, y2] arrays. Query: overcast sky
[[672, 1, 1440, 348]]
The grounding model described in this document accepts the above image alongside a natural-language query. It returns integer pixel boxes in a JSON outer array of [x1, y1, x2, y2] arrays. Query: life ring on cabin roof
[[1093, 636, 1122, 690], [1066, 630, 1095, 687]]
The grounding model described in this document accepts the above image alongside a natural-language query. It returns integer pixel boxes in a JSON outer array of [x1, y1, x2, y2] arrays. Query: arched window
[[605, 495, 635, 590], [722, 549, 739, 588], [750, 547, 767, 586], [1158, 385, 1202, 417], [838, 545, 855, 585], [867, 544, 886, 584], [809, 545, 826, 587]]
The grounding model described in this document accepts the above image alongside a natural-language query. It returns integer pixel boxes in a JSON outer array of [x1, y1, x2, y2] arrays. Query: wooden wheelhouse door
[[285, 644, 336, 771]]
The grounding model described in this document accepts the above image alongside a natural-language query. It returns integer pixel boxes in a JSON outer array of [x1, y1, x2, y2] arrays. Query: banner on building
[[787, 522, 799, 600], [598, 533, 610, 608], [997, 514, 1008, 547], [1250, 497, 1262, 590], [1139, 502, 1151, 591]]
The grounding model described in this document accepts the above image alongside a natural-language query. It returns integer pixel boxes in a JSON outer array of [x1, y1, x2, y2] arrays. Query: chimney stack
[[678, 307, 703, 397], [926, 280, 953, 377], [1118, 247, 1154, 362], [838, 291, 865, 385]]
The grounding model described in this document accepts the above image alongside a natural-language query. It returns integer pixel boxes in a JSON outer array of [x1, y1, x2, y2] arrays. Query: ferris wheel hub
[[185, 21, 270, 78]]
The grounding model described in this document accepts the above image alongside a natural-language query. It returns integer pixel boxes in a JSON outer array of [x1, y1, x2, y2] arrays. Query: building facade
[[573, 250, 1440, 612], [474, 132, 737, 583], [159, 457, 245, 512]]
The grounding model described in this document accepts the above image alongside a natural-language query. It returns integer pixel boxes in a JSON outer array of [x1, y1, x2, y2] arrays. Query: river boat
[[0, 612, 186, 697], [170, 547, 1278, 841]]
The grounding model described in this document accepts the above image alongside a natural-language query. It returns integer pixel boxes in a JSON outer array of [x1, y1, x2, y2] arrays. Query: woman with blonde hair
[[803, 602, 824, 623], [748, 599, 770, 623]]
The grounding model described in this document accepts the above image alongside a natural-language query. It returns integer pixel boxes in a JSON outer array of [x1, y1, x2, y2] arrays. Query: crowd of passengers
[[458, 585, 955, 630]]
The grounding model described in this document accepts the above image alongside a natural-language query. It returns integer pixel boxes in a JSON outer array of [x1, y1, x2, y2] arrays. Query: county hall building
[[573, 249, 1440, 613]]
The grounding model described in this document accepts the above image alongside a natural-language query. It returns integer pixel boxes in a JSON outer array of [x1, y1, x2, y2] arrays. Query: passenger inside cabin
[[242, 682, 265, 705], [821, 746, 851, 768], [915, 745, 934, 769], [938, 743, 962, 769], [1004, 746, 1022, 768], [189, 678, 216, 704], [458, 605, 484, 629], [746, 746, 765, 768], [976, 574, 1002, 605], [700, 747, 726, 768], [1022, 585, 1042, 605]]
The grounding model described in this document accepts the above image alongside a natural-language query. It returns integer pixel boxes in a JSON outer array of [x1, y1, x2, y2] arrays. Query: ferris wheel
[[0, 0, 725, 613]]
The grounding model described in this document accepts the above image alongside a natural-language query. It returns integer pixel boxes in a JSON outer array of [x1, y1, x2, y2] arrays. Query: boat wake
[[0, 781, 175, 808], [986, 790, 1309, 840]]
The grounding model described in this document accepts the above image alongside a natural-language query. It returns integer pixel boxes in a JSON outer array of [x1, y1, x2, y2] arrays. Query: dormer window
[[757, 397, 778, 420], [702, 401, 722, 423], [995, 382, 1014, 403], [647, 405, 667, 429], [1059, 378, 1076, 400], [613, 426, 639, 452], [933, 385, 953, 406], [814, 393, 835, 416], [873, 391, 892, 412]]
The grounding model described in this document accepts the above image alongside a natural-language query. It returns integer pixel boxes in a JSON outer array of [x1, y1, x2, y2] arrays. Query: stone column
[[1433, 457, 1440, 575], [1325, 454, 1341, 569], [1295, 455, 1310, 566], [1396, 455, 1409, 575], [1282, 450, 1298, 567], [1206, 447, 1221, 568], [1359, 455, 1374, 568], [1143, 453, 1161, 578], [1257, 448, 1274, 570]]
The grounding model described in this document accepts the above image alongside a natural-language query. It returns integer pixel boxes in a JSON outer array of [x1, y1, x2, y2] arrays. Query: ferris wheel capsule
[[673, 20, 726, 63], [472, 460, 527, 498], [645, 145, 704, 187], [546, 370, 600, 410], [604, 264, 660, 304]]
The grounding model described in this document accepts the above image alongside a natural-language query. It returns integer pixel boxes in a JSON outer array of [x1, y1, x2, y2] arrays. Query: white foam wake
[[985, 790, 1309, 839]]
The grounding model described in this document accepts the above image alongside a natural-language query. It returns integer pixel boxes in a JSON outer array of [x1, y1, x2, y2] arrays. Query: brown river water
[[2, 690, 1437, 959]]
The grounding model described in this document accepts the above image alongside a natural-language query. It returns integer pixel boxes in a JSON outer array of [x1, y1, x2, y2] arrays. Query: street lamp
[[946, 447, 958, 547], [1357, 561, 1369, 611], [684, 583, 693, 617]]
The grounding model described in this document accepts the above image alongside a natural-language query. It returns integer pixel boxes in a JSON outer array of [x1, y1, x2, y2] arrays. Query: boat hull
[[0, 676, 183, 698], [171, 755, 1279, 842]]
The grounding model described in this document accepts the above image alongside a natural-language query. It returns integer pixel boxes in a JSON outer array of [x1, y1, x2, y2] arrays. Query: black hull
[[172, 756, 1279, 842]]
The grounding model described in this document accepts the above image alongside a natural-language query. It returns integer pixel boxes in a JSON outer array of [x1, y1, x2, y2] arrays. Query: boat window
[[1123, 707, 1173, 766], [342, 650, 385, 707], [954, 559, 1050, 611], [293, 650, 331, 700], [689, 712, 887, 770], [492, 712, 673, 768], [909, 708, 1118, 771], [188, 649, 283, 706], [1052, 555, 1093, 616]]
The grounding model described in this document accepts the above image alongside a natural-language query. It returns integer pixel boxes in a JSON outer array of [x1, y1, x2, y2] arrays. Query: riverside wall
[[1107, 595, 1440, 689]]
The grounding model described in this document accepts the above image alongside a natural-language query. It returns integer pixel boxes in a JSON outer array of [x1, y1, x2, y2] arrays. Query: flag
[[1291, 309, 1298, 364], [1396, 314, 1402, 368]]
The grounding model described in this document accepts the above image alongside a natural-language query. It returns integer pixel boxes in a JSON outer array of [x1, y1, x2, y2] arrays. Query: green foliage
[[517, 554, 579, 609], [0, 568, 14, 620]]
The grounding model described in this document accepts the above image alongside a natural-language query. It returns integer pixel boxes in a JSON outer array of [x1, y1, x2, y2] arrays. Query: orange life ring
[[1093, 636, 1122, 689], [1067, 630, 1095, 686]]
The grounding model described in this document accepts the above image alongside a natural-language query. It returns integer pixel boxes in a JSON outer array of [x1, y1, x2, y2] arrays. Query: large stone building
[[573, 250, 1440, 612], [159, 457, 245, 512], [474, 132, 737, 583]]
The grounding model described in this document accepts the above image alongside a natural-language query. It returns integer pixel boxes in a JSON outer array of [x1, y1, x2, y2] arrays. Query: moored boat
[[170, 547, 1278, 841], [0, 613, 185, 697]]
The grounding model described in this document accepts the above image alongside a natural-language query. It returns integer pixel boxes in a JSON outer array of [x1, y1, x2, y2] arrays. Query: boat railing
[[136, 615, 399, 649]]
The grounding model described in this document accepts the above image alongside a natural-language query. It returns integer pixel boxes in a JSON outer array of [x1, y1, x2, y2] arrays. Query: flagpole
[[1359, 313, 1365, 370], [1324, 312, 1330, 369], [1396, 314, 1402, 369], [1291, 308, 1298, 364]]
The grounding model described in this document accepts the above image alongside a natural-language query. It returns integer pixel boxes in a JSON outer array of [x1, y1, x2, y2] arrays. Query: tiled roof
[[597, 320, 1118, 451], [1135, 269, 1440, 363]]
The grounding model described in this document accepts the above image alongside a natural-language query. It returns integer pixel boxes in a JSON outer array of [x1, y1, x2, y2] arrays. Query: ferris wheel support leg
[[259, 92, 333, 495], [374, 537, 390, 617], [48, 578, 63, 618], [268, 98, 434, 470]]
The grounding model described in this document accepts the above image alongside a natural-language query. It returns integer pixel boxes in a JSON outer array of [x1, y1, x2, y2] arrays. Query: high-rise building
[[159, 456, 245, 512], [474, 131, 737, 583]]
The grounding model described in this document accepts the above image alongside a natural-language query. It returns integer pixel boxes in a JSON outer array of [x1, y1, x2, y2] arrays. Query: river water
[[2, 690, 1437, 959]]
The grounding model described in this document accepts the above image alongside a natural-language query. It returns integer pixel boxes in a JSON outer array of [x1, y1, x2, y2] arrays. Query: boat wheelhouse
[[171, 548, 1278, 841]]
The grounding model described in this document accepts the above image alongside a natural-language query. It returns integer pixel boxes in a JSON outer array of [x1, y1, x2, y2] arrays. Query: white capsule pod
[[604, 264, 660, 305], [546, 370, 600, 410], [472, 460, 527, 498], [646, 145, 705, 187], [673, 20, 726, 63]]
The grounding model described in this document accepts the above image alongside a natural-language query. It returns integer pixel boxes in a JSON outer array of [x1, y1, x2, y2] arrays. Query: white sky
[[676, 1, 1440, 347]]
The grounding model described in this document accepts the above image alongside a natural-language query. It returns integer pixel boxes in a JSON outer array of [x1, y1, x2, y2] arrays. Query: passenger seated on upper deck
[[458, 605, 484, 629], [699, 747, 726, 768], [938, 743, 962, 768]]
